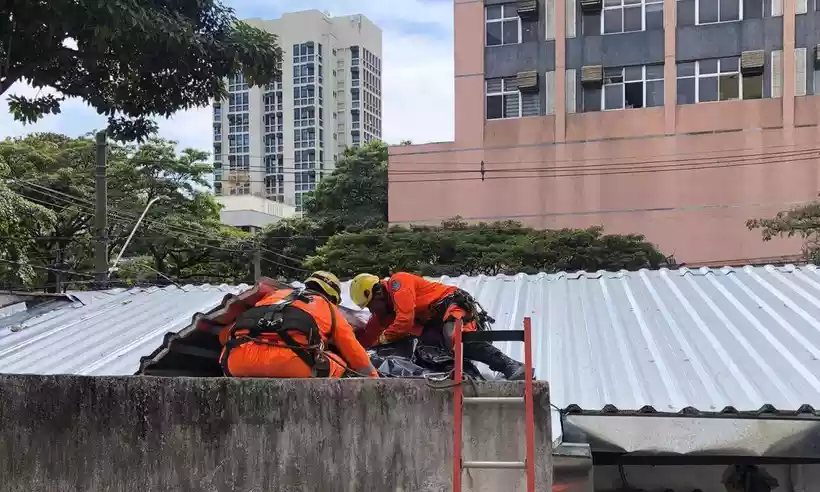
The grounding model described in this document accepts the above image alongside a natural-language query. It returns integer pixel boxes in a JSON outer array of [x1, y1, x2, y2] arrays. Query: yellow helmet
[[350, 273, 380, 308], [304, 270, 343, 305]]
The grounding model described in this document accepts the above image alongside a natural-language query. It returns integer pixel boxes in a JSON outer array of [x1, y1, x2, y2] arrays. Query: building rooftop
[[3, 265, 820, 417]]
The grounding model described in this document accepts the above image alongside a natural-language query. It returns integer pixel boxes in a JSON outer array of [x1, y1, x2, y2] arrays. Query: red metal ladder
[[452, 317, 537, 492]]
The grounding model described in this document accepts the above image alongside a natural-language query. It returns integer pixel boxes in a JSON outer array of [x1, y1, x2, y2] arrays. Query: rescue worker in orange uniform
[[220, 271, 378, 378], [350, 272, 527, 380]]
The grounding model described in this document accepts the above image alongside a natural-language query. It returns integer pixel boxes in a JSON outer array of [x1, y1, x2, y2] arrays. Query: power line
[[11, 182, 309, 272]]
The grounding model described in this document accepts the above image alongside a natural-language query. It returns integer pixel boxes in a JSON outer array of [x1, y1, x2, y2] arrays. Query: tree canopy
[[747, 199, 820, 262], [1, 0, 282, 140], [305, 219, 673, 278], [0, 133, 253, 289]]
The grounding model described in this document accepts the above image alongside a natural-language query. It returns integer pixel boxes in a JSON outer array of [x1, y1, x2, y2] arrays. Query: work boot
[[463, 342, 530, 381]]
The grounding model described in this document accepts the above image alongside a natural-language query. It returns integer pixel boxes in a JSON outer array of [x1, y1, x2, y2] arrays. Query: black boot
[[464, 342, 529, 381]]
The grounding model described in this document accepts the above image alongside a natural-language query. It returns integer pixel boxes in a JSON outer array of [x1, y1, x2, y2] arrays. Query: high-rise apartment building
[[212, 10, 382, 212]]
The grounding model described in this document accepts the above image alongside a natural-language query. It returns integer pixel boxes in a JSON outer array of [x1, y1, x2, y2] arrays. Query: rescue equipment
[[222, 288, 337, 377]]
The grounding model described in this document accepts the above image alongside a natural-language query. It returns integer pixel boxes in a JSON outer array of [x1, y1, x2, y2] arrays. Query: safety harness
[[428, 288, 495, 331], [221, 288, 337, 377]]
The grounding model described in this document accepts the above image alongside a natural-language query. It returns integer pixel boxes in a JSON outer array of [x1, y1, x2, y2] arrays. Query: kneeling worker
[[220, 271, 378, 378], [350, 272, 527, 380]]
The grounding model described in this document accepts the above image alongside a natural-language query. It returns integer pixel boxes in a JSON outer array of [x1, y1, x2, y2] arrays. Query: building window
[[294, 107, 316, 127], [293, 42, 315, 64], [294, 128, 316, 149], [602, 0, 663, 34], [486, 77, 520, 120], [264, 91, 282, 113], [213, 124, 222, 142], [696, 0, 741, 24], [228, 92, 249, 113], [294, 64, 315, 85], [228, 113, 249, 134], [676, 58, 762, 104], [227, 73, 246, 92], [294, 85, 316, 106], [228, 133, 250, 154], [602, 65, 664, 110], [213, 103, 221, 121], [485, 4, 521, 47], [228, 155, 250, 171]]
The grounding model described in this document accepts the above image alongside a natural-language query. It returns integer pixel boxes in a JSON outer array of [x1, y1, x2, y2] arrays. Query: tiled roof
[[5, 265, 820, 416]]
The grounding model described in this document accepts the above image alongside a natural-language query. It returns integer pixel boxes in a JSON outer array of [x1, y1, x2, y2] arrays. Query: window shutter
[[566, 0, 577, 38], [545, 71, 556, 115], [771, 0, 783, 16], [486, 79, 503, 93], [795, 47, 808, 97], [522, 93, 541, 116], [796, 0, 808, 14], [546, 0, 556, 40], [566, 69, 578, 114], [771, 50, 783, 98]]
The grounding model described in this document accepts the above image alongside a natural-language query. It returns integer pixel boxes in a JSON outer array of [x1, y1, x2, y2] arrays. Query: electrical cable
[[13, 180, 309, 271]]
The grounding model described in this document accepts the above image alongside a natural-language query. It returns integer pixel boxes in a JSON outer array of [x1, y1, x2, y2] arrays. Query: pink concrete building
[[388, 0, 820, 265]]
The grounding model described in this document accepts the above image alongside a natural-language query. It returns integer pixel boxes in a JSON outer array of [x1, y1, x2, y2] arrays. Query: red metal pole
[[523, 317, 536, 492], [452, 318, 464, 492]]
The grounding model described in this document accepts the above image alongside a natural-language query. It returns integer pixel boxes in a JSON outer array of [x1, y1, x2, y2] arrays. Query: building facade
[[213, 10, 382, 213], [388, 0, 820, 265]]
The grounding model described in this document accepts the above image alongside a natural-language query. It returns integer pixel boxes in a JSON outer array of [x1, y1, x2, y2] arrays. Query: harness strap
[[222, 288, 334, 377]]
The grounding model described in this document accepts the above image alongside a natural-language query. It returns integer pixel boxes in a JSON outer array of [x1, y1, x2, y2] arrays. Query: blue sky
[[0, 0, 455, 151]]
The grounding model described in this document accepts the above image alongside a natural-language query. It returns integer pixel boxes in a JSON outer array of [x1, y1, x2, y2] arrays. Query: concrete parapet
[[0, 375, 551, 491]]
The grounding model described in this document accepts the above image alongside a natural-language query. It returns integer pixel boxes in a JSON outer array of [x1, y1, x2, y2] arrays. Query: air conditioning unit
[[740, 50, 765, 76], [517, 71, 539, 93], [580, 0, 603, 13], [581, 65, 604, 86], [517, 0, 538, 19]]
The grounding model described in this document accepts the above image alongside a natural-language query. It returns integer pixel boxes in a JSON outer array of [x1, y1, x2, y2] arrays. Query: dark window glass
[[699, 0, 719, 22], [604, 84, 624, 110], [646, 80, 664, 106], [645, 3, 664, 29], [487, 95, 503, 119], [744, 74, 763, 99], [719, 0, 740, 20], [583, 88, 602, 112], [677, 78, 696, 104], [677, 62, 696, 77], [719, 74, 739, 100], [603, 9, 622, 33], [624, 6, 642, 31], [486, 23, 502, 46], [698, 77, 718, 102], [625, 82, 643, 108], [502, 19, 519, 43]]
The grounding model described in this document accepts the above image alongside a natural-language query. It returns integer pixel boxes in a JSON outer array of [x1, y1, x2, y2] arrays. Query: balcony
[[351, 101, 360, 110], [351, 79, 360, 88]]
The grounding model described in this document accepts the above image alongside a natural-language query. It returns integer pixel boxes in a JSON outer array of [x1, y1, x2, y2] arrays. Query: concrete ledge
[[0, 375, 552, 492]]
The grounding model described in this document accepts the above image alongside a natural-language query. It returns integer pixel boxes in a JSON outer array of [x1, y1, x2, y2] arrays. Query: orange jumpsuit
[[220, 288, 377, 378], [357, 272, 477, 349]]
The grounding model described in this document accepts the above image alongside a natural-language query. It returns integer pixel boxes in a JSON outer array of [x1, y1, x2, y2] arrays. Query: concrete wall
[[0, 375, 552, 492]]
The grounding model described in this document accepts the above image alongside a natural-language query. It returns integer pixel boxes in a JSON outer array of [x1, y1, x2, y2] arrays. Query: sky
[[0, 0, 455, 151]]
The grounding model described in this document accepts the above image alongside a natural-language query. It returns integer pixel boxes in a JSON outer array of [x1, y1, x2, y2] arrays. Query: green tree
[[0, 133, 252, 289], [747, 199, 820, 262], [0, 162, 55, 287], [1, 0, 282, 140], [259, 140, 388, 278], [305, 220, 673, 278]]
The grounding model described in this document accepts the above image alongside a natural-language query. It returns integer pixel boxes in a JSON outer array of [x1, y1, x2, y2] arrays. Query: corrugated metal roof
[[0, 284, 249, 376], [425, 264, 820, 415], [4, 265, 820, 415]]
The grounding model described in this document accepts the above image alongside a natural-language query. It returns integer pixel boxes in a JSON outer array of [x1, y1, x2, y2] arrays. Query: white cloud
[[0, 0, 455, 148]]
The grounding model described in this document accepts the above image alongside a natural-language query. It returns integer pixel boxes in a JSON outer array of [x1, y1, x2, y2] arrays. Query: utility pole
[[94, 131, 108, 289], [253, 228, 262, 282]]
